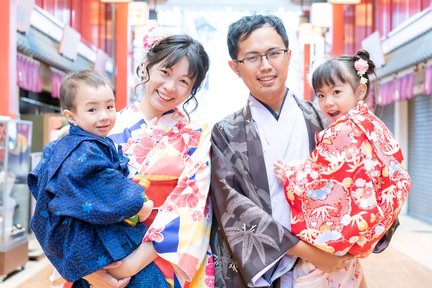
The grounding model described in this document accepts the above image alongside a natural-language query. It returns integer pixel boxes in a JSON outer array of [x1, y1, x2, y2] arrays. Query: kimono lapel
[[243, 104, 272, 214]]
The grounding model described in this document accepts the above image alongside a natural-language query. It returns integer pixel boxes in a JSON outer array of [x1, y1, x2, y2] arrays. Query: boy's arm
[[105, 242, 158, 279]]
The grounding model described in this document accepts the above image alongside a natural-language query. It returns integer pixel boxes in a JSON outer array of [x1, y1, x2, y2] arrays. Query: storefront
[[373, 9, 432, 223]]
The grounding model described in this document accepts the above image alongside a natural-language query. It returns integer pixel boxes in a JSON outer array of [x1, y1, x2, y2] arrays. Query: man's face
[[228, 25, 291, 113]]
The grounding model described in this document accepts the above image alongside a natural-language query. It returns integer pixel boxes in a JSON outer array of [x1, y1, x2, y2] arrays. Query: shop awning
[[376, 29, 432, 79], [17, 27, 93, 73]]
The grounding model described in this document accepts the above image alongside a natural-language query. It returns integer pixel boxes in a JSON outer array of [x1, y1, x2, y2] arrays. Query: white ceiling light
[[328, 0, 361, 4]]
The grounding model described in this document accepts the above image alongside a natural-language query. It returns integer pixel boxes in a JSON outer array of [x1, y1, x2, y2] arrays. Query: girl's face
[[315, 78, 364, 122], [142, 57, 194, 119]]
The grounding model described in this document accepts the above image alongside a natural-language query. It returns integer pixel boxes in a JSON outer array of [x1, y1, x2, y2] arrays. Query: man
[[209, 14, 396, 287]]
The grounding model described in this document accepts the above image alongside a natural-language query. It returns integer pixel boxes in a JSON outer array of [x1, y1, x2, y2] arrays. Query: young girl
[[274, 49, 411, 287]]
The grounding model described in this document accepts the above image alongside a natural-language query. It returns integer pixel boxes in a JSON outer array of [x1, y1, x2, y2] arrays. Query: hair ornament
[[143, 27, 168, 52], [354, 58, 369, 84]]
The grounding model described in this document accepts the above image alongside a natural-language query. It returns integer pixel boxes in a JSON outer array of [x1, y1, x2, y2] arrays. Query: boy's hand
[[273, 160, 288, 181], [137, 200, 154, 222]]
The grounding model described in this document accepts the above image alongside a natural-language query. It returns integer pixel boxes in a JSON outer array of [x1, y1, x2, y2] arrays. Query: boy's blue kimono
[[29, 125, 168, 287]]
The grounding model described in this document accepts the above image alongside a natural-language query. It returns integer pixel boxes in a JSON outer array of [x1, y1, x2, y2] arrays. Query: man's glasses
[[234, 49, 288, 67]]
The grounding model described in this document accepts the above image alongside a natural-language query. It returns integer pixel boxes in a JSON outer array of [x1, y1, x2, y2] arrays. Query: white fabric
[[249, 92, 310, 287]]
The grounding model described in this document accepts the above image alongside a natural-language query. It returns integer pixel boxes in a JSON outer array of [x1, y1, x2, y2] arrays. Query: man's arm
[[288, 240, 353, 273]]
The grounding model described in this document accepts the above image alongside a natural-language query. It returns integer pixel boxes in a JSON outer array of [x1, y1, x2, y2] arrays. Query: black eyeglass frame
[[234, 48, 288, 64]]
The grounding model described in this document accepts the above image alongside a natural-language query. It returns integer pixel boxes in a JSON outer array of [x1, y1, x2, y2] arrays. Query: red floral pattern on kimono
[[281, 102, 411, 258]]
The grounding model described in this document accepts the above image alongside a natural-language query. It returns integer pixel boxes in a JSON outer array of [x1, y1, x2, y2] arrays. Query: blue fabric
[[29, 125, 165, 285]]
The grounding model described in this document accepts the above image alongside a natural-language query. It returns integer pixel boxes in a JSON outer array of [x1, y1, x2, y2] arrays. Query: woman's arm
[[106, 242, 158, 279], [83, 262, 130, 288]]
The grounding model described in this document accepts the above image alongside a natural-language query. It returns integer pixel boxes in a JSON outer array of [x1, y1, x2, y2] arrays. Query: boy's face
[[64, 84, 116, 137]]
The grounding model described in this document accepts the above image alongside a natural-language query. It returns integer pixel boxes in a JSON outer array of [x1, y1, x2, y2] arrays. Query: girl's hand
[[273, 160, 288, 181], [83, 262, 130, 288]]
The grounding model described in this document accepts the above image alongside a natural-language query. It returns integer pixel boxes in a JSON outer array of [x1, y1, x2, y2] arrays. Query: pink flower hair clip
[[354, 59, 369, 84], [143, 27, 168, 52]]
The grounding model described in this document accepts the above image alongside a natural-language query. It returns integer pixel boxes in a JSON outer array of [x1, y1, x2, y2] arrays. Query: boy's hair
[[227, 14, 289, 60], [60, 69, 112, 111], [137, 34, 210, 116], [312, 49, 376, 97]]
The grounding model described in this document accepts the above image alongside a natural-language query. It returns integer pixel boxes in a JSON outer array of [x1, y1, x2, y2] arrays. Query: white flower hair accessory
[[354, 58, 369, 84], [143, 27, 168, 52]]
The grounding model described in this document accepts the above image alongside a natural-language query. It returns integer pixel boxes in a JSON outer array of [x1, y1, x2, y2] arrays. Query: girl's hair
[[311, 49, 376, 98], [60, 69, 112, 111], [136, 34, 210, 118]]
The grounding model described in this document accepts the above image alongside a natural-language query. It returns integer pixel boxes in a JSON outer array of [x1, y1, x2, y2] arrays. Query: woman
[[82, 34, 213, 288]]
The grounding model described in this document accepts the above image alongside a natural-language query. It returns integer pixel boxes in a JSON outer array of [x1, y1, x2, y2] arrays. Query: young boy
[[29, 70, 168, 287]]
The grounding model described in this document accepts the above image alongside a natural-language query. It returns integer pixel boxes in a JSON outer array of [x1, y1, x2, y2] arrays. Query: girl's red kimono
[[280, 101, 411, 287]]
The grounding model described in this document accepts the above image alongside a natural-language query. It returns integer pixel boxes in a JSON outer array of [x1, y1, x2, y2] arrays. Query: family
[[29, 14, 410, 288]]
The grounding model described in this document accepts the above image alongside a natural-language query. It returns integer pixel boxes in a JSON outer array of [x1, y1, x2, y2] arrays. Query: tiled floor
[[2, 215, 432, 288]]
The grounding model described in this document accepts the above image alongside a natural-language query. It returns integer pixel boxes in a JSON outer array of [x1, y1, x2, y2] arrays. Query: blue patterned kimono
[[29, 125, 168, 287]]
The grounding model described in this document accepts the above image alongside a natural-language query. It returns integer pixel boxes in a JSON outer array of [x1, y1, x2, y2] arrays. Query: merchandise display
[[0, 118, 32, 278]]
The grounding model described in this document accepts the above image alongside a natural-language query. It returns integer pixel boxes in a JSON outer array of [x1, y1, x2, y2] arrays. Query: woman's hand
[[83, 262, 131, 288], [288, 240, 354, 273], [107, 241, 158, 279]]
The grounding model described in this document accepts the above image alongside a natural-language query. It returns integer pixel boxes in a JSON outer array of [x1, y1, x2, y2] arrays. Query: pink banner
[[16, 54, 42, 93], [425, 65, 432, 95], [395, 73, 414, 101], [378, 79, 394, 106], [50, 67, 65, 99]]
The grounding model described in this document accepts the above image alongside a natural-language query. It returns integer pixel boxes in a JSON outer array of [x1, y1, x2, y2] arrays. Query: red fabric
[[142, 179, 177, 227], [282, 102, 411, 258]]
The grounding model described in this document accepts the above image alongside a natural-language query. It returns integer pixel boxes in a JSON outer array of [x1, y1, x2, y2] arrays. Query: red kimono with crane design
[[281, 102, 411, 258]]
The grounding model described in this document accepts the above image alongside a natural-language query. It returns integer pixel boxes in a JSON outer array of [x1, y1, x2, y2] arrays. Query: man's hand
[[288, 241, 354, 273], [83, 262, 131, 288], [306, 248, 353, 273], [273, 160, 288, 182]]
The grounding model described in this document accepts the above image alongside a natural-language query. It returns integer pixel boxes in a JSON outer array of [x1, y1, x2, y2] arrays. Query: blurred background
[[0, 0, 431, 287]]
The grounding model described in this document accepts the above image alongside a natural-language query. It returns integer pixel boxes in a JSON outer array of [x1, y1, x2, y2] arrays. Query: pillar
[[114, 3, 129, 110], [0, 0, 17, 117], [332, 4, 345, 57]]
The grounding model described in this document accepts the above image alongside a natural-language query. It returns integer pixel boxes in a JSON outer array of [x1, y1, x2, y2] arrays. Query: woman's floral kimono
[[280, 101, 411, 286], [109, 103, 214, 288]]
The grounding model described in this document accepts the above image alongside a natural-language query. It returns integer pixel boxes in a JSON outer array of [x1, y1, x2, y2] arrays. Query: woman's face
[[142, 57, 194, 119]]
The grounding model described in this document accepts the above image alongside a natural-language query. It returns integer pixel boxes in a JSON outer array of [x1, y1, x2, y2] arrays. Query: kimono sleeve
[[211, 122, 299, 286], [281, 120, 392, 256], [48, 141, 144, 225]]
